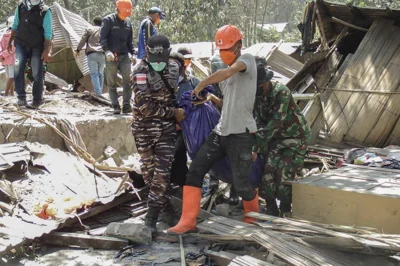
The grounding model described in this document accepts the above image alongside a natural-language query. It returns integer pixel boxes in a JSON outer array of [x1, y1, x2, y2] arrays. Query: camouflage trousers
[[132, 120, 177, 208], [259, 138, 308, 204]]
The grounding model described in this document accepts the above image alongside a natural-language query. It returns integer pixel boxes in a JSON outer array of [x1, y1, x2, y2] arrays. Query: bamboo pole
[[0, 105, 134, 172]]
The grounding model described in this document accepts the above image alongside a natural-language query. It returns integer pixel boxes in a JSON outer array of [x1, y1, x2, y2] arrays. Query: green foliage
[[1, 0, 398, 46]]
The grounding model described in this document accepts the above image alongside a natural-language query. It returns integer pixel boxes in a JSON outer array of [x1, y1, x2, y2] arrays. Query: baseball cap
[[256, 57, 274, 86], [177, 47, 194, 59], [170, 52, 185, 67], [147, 35, 171, 63], [148, 7, 166, 19]]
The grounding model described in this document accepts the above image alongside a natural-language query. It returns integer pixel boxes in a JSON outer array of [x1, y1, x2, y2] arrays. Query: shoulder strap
[[160, 70, 175, 96], [143, 60, 176, 96]]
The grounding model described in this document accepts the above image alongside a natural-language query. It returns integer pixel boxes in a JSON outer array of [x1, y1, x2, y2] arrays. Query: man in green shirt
[[253, 57, 311, 216]]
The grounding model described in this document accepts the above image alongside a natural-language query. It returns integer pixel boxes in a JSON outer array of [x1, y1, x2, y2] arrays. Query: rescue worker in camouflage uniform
[[253, 57, 311, 216], [131, 35, 186, 234]]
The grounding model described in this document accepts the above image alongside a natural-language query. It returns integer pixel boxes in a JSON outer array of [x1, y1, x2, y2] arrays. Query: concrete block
[[104, 222, 152, 245]]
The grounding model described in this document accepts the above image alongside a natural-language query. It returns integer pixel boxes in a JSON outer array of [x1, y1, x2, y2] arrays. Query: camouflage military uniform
[[131, 59, 180, 208], [253, 82, 311, 205]]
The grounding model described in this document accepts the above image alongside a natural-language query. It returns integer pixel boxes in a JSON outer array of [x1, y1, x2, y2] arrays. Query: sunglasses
[[147, 46, 171, 55]]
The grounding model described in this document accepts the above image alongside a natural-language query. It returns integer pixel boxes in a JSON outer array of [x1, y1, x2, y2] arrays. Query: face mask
[[29, 0, 41, 6], [118, 13, 128, 20], [220, 47, 238, 66], [150, 62, 166, 72], [184, 59, 191, 68]]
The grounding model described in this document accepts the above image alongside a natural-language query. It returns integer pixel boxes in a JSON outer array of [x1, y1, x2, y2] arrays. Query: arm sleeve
[[142, 21, 152, 47], [127, 23, 134, 55], [133, 74, 175, 118], [0, 36, 12, 58], [42, 9, 53, 40], [12, 7, 19, 31], [254, 89, 290, 152], [76, 29, 89, 52], [100, 18, 111, 52], [236, 54, 253, 74]]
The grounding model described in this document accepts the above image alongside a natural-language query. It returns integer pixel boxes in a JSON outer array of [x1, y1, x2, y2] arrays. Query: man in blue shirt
[[8, 0, 53, 109], [137, 7, 165, 60]]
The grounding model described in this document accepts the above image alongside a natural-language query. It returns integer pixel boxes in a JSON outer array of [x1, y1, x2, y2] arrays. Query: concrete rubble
[[104, 222, 152, 245]]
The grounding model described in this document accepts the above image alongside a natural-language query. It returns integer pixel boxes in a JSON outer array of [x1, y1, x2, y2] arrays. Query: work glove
[[105, 51, 115, 62], [129, 53, 137, 66]]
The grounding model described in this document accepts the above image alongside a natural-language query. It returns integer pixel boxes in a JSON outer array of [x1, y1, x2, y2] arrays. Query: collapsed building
[[0, 0, 400, 265]]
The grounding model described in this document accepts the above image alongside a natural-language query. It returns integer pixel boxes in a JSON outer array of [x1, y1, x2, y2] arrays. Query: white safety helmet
[[6, 16, 14, 28]]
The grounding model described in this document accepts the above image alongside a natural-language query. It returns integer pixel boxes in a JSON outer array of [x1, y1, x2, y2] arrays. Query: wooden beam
[[293, 93, 316, 101], [41, 232, 128, 250], [330, 17, 368, 32], [205, 250, 238, 266]]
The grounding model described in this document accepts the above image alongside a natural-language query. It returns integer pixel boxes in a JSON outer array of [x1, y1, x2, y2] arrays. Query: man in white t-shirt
[[168, 25, 259, 235]]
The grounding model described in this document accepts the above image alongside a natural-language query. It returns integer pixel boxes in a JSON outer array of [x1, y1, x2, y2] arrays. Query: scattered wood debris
[[41, 232, 128, 250], [0, 142, 143, 256]]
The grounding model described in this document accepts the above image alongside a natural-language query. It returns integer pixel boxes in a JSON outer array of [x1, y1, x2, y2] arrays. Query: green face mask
[[150, 62, 167, 72]]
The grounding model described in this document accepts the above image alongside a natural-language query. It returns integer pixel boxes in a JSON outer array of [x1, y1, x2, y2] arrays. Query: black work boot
[[144, 207, 162, 235], [228, 187, 239, 206], [26, 100, 42, 110], [122, 104, 132, 114], [265, 197, 280, 217], [17, 98, 27, 107], [208, 175, 219, 194], [280, 202, 292, 217], [112, 105, 121, 114], [161, 200, 180, 227]]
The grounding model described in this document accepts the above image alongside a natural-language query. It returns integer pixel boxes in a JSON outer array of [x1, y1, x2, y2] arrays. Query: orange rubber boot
[[167, 186, 201, 234], [243, 190, 259, 224]]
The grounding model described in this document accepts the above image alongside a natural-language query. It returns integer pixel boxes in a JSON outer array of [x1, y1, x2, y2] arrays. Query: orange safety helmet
[[116, 0, 133, 18], [215, 25, 244, 50]]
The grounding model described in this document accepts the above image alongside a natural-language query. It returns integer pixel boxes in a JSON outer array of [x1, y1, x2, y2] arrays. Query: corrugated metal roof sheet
[[51, 3, 91, 76], [243, 42, 300, 57], [257, 23, 288, 33]]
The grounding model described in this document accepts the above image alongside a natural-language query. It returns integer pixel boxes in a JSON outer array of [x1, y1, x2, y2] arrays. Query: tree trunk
[[253, 0, 259, 44], [259, 0, 269, 41], [63, 0, 72, 10]]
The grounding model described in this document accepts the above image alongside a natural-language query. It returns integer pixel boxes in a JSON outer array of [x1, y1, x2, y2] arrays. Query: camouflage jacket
[[253, 82, 311, 153], [132, 59, 180, 124]]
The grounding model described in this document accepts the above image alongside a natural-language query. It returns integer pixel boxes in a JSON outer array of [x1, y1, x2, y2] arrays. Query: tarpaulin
[[179, 89, 264, 188]]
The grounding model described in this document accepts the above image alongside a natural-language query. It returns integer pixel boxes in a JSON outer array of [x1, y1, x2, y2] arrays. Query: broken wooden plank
[[252, 231, 353, 266], [41, 232, 128, 250], [229, 255, 276, 266], [179, 235, 185, 266], [0, 202, 13, 214], [191, 234, 254, 243], [205, 250, 238, 266]]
